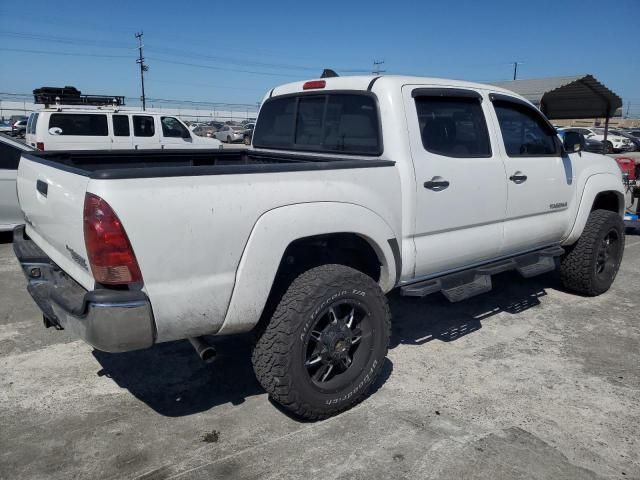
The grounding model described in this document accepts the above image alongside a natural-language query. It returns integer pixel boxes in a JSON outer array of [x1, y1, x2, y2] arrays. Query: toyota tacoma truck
[[13, 75, 625, 420]]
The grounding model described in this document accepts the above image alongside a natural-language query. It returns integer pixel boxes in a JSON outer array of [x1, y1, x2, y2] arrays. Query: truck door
[[132, 115, 160, 149], [111, 114, 133, 149], [488, 94, 575, 254], [403, 86, 508, 278]]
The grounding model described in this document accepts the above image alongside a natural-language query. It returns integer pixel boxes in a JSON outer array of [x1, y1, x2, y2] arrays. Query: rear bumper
[[13, 225, 155, 352]]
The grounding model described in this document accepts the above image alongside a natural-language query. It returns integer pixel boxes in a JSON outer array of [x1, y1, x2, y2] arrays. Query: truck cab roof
[[268, 75, 531, 104]]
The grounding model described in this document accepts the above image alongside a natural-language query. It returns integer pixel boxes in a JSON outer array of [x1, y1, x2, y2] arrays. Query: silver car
[[0, 135, 33, 231], [214, 125, 245, 143]]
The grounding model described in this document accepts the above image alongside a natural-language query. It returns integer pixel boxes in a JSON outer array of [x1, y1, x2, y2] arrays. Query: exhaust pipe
[[189, 336, 217, 364]]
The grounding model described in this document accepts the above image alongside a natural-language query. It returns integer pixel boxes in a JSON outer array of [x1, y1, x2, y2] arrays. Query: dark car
[[558, 128, 603, 153]]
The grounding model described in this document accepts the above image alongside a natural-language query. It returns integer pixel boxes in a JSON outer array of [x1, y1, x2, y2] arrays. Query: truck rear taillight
[[303, 80, 326, 90], [83, 193, 142, 285], [36, 142, 44, 151]]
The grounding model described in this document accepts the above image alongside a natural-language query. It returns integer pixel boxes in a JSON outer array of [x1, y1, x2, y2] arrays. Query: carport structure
[[492, 74, 623, 150]]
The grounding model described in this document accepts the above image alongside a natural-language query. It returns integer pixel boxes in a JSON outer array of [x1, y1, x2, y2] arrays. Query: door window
[[161, 117, 189, 138], [113, 115, 130, 136], [133, 116, 155, 137], [414, 96, 491, 157], [493, 101, 558, 156], [49, 114, 108, 136]]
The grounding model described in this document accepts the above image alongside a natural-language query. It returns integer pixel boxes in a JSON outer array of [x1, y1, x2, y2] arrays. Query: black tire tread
[[251, 264, 391, 420], [560, 209, 624, 296]]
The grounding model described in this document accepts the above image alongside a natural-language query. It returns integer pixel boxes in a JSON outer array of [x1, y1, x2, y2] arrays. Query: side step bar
[[401, 246, 564, 302]]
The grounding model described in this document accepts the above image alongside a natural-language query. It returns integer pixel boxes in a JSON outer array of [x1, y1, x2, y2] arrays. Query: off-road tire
[[560, 209, 625, 296], [252, 264, 391, 420]]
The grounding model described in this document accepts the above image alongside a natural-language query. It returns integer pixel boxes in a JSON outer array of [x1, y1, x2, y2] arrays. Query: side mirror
[[48, 127, 62, 135], [563, 131, 583, 153], [182, 129, 191, 139]]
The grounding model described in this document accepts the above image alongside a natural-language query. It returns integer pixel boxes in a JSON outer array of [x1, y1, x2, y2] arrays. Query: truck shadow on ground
[[388, 270, 555, 348], [92, 270, 557, 418]]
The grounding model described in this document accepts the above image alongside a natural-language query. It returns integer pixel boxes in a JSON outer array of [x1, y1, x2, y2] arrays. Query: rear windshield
[[252, 93, 381, 155], [49, 113, 108, 136]]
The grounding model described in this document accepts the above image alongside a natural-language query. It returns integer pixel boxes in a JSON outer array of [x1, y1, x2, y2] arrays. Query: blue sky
[[1, 0, 639, 114]]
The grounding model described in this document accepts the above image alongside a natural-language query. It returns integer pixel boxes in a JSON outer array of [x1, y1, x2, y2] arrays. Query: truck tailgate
[[17, 156, 95, 290]]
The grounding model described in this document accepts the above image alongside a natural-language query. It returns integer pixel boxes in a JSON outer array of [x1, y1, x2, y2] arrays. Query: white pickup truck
[[13, 75, 625, 420]]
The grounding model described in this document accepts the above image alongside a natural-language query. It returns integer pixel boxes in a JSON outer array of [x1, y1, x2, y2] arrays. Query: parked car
[[0, 135, 33, 231], [25, 109, 222, 150], [11, 119, 28, 137], [610, 129, 640, 152], [626, 130, 640, 139], [558, 128, 603, 153], [243, 123, 255, 145], [13, 75, 625, 420], [214, 124, 245, 143], [0, 121, 12, 132], [192, 126, 216, 138], [567, 127, 633, 153]]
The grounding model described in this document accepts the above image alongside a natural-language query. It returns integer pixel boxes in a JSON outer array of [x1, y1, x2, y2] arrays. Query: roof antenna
[[321, 69, 339, 78]]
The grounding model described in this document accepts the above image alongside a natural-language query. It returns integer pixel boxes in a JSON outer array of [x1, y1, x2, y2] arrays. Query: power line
[[0, 47, 130, 59]]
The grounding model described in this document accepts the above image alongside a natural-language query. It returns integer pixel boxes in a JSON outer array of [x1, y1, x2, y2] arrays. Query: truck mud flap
[[401, 245, 564, 302]]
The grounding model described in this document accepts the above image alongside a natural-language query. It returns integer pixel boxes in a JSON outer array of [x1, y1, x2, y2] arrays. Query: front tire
[[560, 209, 625, 296], [252, 264, 391, 420]]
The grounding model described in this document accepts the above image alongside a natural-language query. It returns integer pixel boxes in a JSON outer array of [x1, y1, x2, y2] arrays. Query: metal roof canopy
[[491, 74, 622, 120]]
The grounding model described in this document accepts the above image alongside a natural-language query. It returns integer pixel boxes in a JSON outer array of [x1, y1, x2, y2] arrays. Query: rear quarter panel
[[90, 164, 401, 342]]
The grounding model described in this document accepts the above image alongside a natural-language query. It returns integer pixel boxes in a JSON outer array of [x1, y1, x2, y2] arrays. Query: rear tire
[[560, 209, 624, 296], [252, 264, 391, 420]]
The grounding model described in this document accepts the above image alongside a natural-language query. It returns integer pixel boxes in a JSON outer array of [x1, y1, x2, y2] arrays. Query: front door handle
[[509, 171, 527, 184], [424, 176, 450, 191]]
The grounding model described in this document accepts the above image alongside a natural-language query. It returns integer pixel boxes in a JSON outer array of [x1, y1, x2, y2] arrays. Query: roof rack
[[33, 86, 125, 107]]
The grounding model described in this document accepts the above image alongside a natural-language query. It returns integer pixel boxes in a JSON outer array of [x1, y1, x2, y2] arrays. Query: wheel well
[[592, 191, 622, 215], [255, 233, 383, 333]]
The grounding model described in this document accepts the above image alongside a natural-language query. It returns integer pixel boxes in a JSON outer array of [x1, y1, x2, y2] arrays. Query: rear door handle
[[424, 176, 450, 191], [36, 180, 48, 197], [509, 172, 527, 184]]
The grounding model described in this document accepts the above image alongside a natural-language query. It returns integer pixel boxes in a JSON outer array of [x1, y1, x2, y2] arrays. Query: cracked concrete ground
[[1, 231, 639, 479]]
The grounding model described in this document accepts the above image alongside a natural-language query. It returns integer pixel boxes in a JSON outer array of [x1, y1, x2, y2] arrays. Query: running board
[[401, 246, 564, 302]]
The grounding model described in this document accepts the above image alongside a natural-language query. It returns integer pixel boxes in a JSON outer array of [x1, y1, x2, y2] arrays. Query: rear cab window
[[49, 113, 108, 136], [253, 93, 381, 155]]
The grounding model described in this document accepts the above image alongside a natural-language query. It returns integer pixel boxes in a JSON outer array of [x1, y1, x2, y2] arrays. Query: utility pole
[[626, 102, 631, 118], [372, 60, 386, 75], [512, 61, 521, 80], [135, 32, 148, 111]]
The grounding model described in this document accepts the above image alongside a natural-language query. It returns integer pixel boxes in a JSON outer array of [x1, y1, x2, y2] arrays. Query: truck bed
[[22, 149, 394, 179]]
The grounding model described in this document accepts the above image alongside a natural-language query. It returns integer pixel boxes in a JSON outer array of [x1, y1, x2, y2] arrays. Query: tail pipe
[[188, 336, 217, 364]]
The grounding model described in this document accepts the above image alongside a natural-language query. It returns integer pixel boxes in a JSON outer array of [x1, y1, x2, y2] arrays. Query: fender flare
[[562, 173, 624, 245], [217, 202, 399, 335]]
